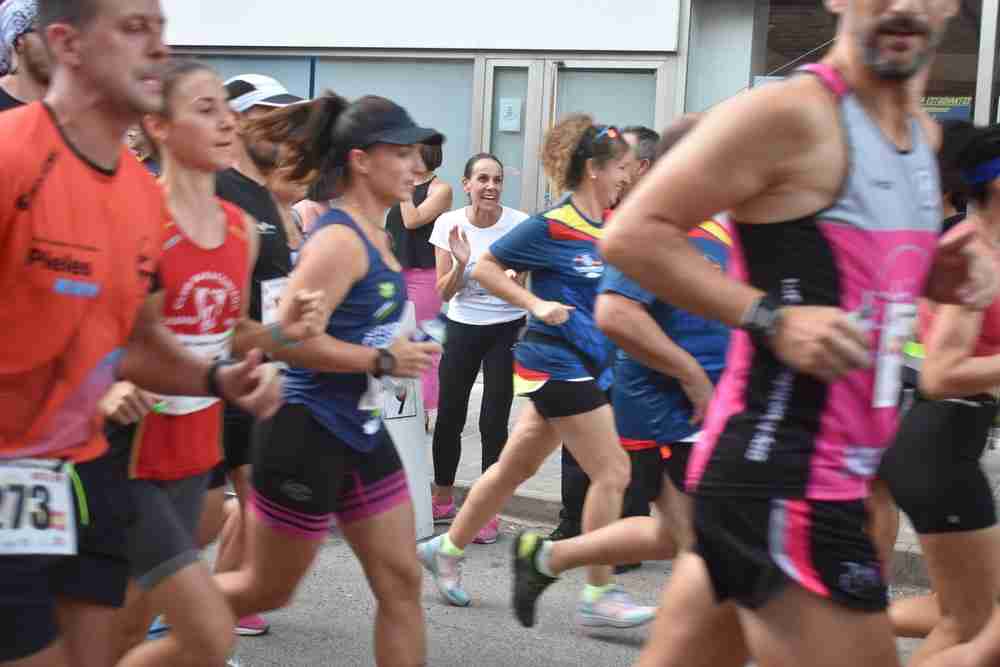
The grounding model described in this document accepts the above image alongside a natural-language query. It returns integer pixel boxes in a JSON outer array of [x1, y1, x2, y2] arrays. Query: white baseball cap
[[224, 73, 304, 113]]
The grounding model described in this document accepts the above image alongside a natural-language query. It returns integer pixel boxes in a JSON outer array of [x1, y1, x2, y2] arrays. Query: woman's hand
[[449, 226, 472, 266]]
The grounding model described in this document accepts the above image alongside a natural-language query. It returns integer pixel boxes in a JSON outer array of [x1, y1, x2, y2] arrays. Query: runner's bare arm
[[924, 225, 999, 310], [920, 303, 1000, 399], [435, 246, 465, 302], [596, 293, 714, 423], [473, 251, 542, 313], [601, 80, 831, 327], [595, 293, 708, 385], [275, 225, 438, 378], [234, 214, 328, 356], [118, 291, 219, 395], [473, 251, 573, 325], [400, 180, 453, 230], [232, 225, 365, 372]]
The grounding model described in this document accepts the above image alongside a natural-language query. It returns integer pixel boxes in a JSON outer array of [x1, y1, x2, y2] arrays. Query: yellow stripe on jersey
[[545, 203, 605, 240], [697, 220, 733, 247]]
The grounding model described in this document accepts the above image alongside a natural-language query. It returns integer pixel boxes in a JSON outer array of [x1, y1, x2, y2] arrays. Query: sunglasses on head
[[593, 125, 621, 141], [575, 124, 622, 160]]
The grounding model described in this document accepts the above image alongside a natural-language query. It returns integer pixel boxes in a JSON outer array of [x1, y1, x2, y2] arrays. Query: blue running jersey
[[602, 221, 732, 444], [489, 197, 613, 390]]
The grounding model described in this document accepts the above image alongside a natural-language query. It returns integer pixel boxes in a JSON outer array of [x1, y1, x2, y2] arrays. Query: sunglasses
[[593, 125, 621, 141], [575, 124, 623, 160]]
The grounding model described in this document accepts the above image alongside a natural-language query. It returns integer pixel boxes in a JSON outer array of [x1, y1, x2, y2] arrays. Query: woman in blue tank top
[[214, 92, 443, 666]]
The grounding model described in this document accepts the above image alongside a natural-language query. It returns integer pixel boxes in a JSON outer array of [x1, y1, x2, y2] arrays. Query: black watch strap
[[372, 349, 397, 378], [739, 293, 784, 347]]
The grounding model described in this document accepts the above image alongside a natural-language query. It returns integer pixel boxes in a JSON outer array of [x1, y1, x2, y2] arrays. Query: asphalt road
[[226, 523, 923, 667]]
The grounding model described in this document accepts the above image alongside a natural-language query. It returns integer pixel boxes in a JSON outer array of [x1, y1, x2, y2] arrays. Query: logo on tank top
[[374, 282, 400, 322], [256, 221, 278, 235], [165, 271, 241, 332], [194, 287, 230, 332], [914, 169, 937, 210], [378, 282, 396, 299], [870, 244, 932, 313]]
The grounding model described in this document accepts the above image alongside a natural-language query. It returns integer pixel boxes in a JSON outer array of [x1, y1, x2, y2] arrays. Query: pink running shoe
[[433, 498, 457, 524], [234, 614, 270, 637], [473, 516, 500, 544]]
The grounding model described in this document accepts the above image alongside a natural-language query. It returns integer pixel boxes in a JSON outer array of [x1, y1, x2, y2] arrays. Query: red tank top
[[130, 199, 249, 480], [918, 220, 1000, 358]]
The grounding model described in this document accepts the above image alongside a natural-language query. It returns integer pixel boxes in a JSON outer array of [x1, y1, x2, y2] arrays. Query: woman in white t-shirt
[[428, 153, 529, 544]]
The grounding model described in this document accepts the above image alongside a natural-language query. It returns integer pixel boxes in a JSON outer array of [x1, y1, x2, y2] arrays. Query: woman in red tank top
[[879, 122, 1000, 666], [97, 60, 322, 667]]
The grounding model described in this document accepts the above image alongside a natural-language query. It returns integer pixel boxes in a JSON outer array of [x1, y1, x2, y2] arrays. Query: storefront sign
[[922, 96, 972, 121]]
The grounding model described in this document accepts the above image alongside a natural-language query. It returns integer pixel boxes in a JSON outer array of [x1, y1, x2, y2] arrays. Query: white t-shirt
[[429, 206, 529, 326]]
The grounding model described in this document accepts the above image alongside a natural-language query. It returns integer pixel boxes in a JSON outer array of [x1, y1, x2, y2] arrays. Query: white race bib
[[261, 277, 289, 326], [873, 303, 917, 408], [155, 331, 233, 415], [0, 459, 77, 556]]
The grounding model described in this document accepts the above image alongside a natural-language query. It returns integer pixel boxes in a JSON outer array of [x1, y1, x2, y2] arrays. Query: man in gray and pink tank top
[[601, 2, 998, 667]]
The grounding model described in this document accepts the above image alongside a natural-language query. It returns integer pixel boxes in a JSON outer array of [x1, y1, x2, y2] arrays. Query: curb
[[453, 481, 931, 589]]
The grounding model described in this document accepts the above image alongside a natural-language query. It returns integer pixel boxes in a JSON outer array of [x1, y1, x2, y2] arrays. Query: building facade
[[166, 0, 999, 212]]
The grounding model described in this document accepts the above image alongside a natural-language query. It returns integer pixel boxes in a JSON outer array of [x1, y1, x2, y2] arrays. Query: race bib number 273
[[0, 460, 77, 556]]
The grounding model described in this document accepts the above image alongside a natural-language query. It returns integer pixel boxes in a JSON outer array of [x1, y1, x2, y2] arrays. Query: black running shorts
[[0, 447, 133, 662], [251, 404, 410, 538], [880, 395, 997, 534], [693, 495, 887, 613], [527, 379, 608, 420]]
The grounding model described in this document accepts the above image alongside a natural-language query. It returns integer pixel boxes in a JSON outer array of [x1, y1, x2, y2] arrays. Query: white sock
[[535, 539, 556, 577]]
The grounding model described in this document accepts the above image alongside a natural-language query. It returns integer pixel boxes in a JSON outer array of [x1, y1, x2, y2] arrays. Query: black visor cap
[[349, 101, 444, 148]]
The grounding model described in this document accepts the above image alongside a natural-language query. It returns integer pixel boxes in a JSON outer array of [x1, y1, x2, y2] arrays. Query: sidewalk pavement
[[425, 378, 1000, 589]]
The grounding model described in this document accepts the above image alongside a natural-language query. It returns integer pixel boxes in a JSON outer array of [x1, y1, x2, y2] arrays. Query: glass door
[[537, 60, 666, 211], [482, 60, 544, 214]]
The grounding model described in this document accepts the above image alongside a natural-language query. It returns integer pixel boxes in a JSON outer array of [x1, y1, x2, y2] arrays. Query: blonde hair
[[541, 113, 628, 196], [542, 113, 595, 196]]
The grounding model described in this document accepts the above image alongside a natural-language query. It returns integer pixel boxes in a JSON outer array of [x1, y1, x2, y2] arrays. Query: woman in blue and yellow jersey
[[419, 114, 656, 630]]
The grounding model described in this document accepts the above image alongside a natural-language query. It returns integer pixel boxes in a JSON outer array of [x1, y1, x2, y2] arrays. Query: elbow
[[470, 261, 488, 283], [918, 367, 951, 401], [594, 296, 626, 340], [598, 231, 628, 269], [402, 217, 424, 230]]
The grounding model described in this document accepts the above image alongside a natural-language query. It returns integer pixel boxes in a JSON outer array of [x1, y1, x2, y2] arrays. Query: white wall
[[163, 0, 681, 52]]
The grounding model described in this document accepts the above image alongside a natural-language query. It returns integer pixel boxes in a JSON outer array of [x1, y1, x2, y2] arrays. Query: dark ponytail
[[243, 90, 350, 184]]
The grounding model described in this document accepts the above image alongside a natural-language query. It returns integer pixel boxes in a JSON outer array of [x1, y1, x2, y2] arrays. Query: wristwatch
[[739, 294, 784, 348], [372, 349, 397, 378]]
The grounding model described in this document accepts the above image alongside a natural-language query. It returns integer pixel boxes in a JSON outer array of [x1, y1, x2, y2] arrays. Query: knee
[[591, 451, 631, 494], [497, 453, 539, 487], [177, 613, 236, 666], [369, 556, 423, 608]]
